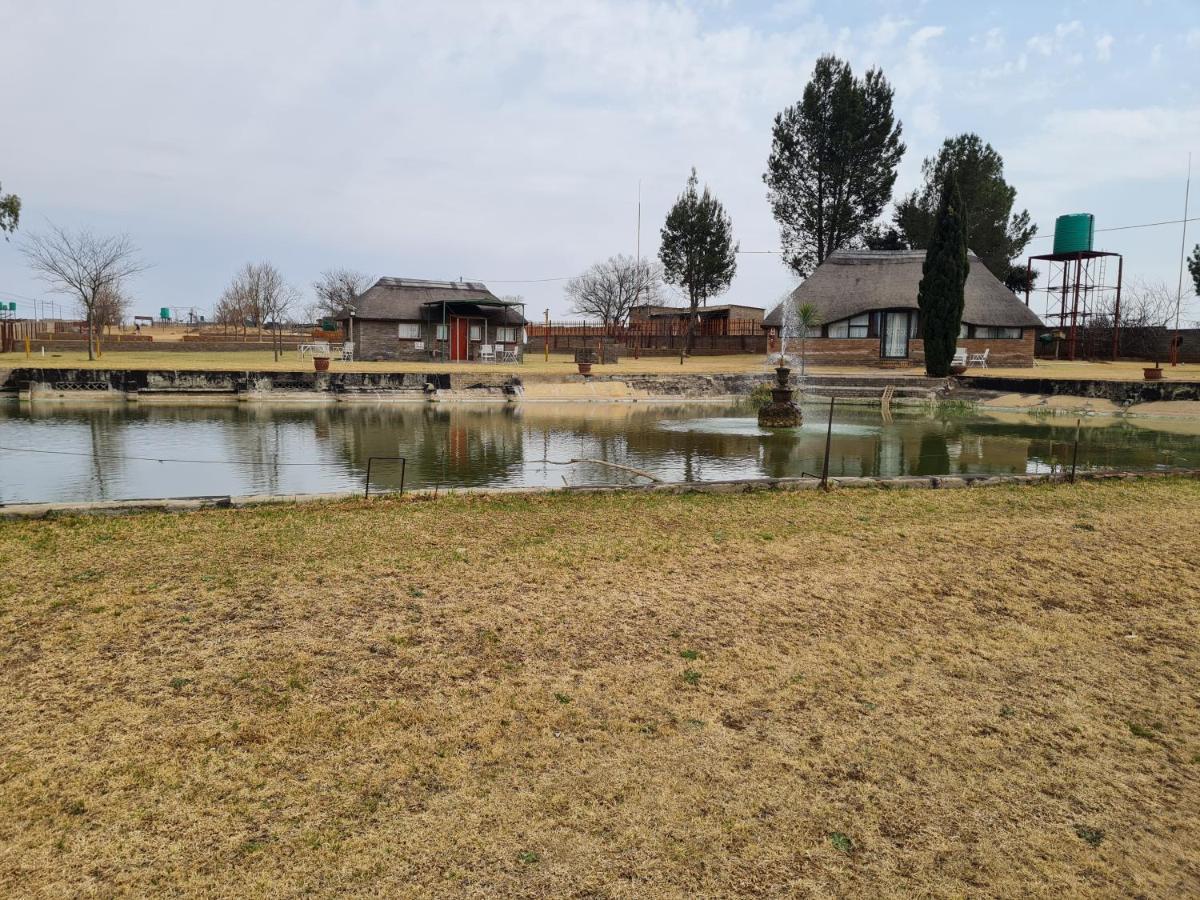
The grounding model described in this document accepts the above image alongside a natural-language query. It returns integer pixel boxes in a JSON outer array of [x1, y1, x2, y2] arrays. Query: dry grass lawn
[[2, 481, 1199, 897], [4, 349, 1200, 382]]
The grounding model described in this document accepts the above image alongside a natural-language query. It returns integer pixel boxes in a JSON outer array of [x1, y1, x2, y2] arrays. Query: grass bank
[[2, 482, 1199, 896]]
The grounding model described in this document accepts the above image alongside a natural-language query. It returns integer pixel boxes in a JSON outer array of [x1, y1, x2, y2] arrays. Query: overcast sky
[[2, 0, 1198, 323]]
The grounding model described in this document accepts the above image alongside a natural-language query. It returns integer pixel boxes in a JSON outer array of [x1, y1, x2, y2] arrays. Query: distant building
[[340, 278, 526, 361], [628, 303, 764, 335], [762, 250, 1043, 367]]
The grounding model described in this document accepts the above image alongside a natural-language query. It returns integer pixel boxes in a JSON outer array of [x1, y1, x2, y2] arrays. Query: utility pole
[[544, 308, 549, 363], [1172, 152, 1191, 366]]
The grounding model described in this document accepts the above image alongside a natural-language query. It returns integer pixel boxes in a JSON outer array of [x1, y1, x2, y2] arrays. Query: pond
[[1, 400, 1197, 504]]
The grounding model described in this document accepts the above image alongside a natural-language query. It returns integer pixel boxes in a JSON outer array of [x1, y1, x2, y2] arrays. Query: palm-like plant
[[795, 302, 820, 375]]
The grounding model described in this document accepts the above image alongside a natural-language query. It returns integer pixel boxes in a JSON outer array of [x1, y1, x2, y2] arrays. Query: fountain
[[757, 365, 803, 428]]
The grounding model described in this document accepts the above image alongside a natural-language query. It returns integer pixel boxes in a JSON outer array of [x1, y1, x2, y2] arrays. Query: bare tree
[[312, 268, 371, 317], [21, 224, 147, 360], [565, 255, 662, 332], [1092, 279, 1179, 361], [93, 282, 132, 331], [219, 262, 299, 361]]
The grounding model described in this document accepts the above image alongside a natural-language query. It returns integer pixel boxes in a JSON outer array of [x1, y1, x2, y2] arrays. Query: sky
[[1, 0, 1199, 324]]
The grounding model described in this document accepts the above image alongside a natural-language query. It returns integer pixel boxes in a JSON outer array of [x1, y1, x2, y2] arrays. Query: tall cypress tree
[[918, 175, 968, 377]]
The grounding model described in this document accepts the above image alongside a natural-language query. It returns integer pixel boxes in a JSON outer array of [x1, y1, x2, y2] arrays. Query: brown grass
[[6, 349, 1199, 382], [2, 482, 1199, 897]]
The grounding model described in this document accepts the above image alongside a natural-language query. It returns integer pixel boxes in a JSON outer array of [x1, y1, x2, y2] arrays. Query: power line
[[1032, 215, 1200, 239], [0, 445, 335, 466]]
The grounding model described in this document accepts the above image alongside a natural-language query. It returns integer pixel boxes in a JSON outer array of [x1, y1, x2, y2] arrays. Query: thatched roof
[[345, 278, 524, 322], [762, 250, 1043, 329]]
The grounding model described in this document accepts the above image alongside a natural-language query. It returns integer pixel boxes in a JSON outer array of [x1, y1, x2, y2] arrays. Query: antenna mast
[[1172, 153, 1192, 365]]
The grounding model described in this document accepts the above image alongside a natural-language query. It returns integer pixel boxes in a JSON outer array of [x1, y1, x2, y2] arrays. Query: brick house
[[762, 250, 1044, 367], [340, 278, 527, 361]]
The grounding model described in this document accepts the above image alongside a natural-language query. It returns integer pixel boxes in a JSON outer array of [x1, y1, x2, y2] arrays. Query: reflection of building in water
[[328, 405, 525, 490]]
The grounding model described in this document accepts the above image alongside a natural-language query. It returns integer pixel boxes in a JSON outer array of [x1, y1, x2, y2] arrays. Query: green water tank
[[1053, 213, 1094, 255]]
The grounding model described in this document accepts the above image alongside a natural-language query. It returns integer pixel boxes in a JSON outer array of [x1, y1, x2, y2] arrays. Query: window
[[495, 326, 518, 342], [435, 324, 448, 340], [397, 323, 421, 340], [975, 326, 1022, 339], [469, 324, 482, 341], [827, 314, 869, 338], [959, 322, 969, 338]]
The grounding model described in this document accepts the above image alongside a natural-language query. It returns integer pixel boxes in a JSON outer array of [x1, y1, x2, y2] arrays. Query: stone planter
[[577, 362, 593, 376], [314, 356, 331, 372], [950, 364, 967, 376], [1143, 366, 1163, 381]]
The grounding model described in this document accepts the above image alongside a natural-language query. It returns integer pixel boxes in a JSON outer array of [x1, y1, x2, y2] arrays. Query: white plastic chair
[[952, 348, 967, 367], [478, 344, 496, 362], [341, 341, 354, 360], [967, 347, 989, 368]]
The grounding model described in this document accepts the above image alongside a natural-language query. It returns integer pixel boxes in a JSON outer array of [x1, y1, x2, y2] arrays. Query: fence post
[[821, 397, 835, 491], [1070, 418, 1081, 484]]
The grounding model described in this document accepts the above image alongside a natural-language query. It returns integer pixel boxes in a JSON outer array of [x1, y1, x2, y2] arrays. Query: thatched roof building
[[349, 278, 525, 325], [340, 278, 526, 362], [761, 250, 1043, 367], [768, 248, 1041, 328], [763, 250, 1043, 330]]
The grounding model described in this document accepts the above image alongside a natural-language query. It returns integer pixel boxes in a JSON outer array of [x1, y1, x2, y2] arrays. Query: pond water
[[1, 400, 1197, 504]]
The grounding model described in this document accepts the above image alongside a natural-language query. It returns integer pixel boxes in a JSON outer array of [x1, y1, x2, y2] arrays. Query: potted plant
[[574, 347, 596, 376], [313, 349, 331, 372], [1144, 358, 1163, 380]]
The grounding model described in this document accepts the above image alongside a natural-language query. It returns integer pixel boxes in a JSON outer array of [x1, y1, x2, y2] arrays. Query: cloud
[[767, 0, 813, 20], [0, 1, 1193, 314], [1007, 107, 1200, 197], [1027, 20, 1083, 57], [1095, 34, 1114, 62]]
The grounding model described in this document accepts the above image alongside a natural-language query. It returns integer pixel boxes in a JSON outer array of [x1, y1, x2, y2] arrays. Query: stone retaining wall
[[0, 368, 764, 401], [959, 375, 1200, 403], [4, 468, 1196, 519]]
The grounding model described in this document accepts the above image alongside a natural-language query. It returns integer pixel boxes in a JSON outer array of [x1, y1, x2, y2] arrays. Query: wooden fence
[[1035, 326, 1200, 363], [527, 318, 767, 354]]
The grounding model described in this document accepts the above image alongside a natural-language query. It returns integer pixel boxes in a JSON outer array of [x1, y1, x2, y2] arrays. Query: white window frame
[[827, 314, 869, 339], [397, 322, 421, 340], [469, 324, 482, 341], [435, 324, 448, 340], [495, 326, 518, 343], [976, 326, 1022, 339]]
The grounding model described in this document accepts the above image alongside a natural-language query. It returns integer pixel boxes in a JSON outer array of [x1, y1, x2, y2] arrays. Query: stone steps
[[792, 374, 949, 401]]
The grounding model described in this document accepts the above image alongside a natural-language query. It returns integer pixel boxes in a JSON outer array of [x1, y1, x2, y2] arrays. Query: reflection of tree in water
[[327, 404, 525, 490], [33, 404, 132, 499]]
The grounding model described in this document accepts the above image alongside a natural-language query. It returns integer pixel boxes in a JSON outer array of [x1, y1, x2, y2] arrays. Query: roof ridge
[[376, 277, 490, 291]]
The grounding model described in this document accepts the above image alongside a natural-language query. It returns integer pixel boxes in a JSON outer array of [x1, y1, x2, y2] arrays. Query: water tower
[[1024, 214, 1123, 360]]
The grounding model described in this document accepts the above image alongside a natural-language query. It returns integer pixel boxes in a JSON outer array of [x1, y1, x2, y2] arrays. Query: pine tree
[[659, 168, 738, 356], [918, 175, 968, 377], [764, 56, 904, 276], [894, 134, 1034, 289]]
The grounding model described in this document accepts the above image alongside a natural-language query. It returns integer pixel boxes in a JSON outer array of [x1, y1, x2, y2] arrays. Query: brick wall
[[354, 320, 405, 360], [791, 331, 1035, 368]]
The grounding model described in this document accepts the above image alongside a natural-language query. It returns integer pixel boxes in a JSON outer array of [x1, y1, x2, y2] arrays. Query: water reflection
[[0, 400, 1195, 503]]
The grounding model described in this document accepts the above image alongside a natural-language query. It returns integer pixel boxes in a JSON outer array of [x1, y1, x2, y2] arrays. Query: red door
[[450, 317, 469, 361]]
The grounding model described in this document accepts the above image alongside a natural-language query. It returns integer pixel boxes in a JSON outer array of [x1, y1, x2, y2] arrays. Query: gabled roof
[[763, 250, 1044, 329], [345, 278, 504, 321]]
